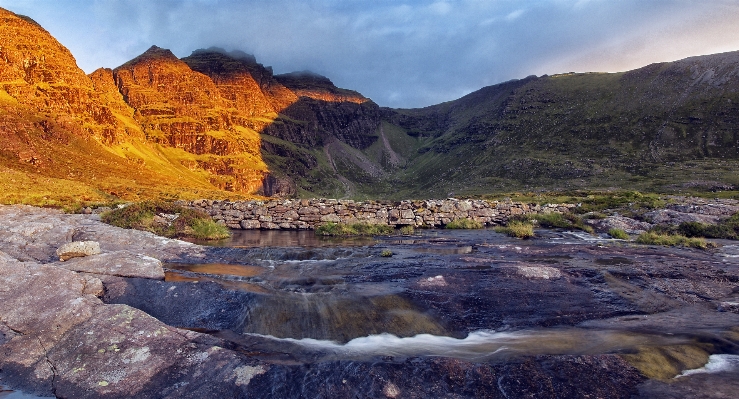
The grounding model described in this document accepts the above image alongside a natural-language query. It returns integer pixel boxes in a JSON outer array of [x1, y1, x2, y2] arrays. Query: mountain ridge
[[2, 5, 739, 204]]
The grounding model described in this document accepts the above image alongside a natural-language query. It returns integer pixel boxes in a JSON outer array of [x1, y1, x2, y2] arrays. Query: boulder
[[56, 241, 101, 261], [240, 220, 261, 229], [589, 216, 653, 234], [645, 209, 722, 226], [516, 265, 563, 280]]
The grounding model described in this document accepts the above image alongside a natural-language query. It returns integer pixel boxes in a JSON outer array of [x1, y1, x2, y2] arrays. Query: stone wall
[[184, 198, 577, 230]]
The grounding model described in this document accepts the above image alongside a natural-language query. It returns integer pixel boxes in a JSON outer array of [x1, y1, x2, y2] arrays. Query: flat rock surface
[[56, 250, 165, 280], [0, 205, 205, 263]]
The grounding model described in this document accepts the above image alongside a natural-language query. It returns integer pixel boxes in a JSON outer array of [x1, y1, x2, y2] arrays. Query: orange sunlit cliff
[[0, 7, 375, 204]]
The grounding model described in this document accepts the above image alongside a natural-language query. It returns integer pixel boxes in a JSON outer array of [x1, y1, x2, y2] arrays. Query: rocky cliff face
[[181, 48, 387, 197], [0, 8, 126, 144], [181, 48, 296, 122], [0, 6, 399, 200], [1, 1, 398, 201]]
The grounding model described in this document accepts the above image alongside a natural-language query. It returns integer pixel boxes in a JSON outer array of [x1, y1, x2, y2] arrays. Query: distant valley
[[2, 7, 739, 204]]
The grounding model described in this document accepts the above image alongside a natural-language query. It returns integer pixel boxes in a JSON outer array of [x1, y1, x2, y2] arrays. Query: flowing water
[[154, 228, 739, 395]]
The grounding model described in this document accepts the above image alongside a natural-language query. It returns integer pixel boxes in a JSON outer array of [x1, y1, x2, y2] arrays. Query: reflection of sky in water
[[185, 229, 376, 248], [0, 385, 54, 399]]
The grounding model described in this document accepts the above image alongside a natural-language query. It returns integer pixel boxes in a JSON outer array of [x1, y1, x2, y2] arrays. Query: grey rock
[[56, 241, 101, 261], [645, 209, 722, 225], [589, 216, 653, 234], [515, 265, 563, 280], [0, 240, 268, 399], [56, 250, 165, 280], [0, 205, 204, 263]]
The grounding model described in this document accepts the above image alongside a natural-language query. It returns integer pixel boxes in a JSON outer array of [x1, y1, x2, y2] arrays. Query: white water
[[677, 354, 739, 378], [248, 329, 689, 362], [555, 231, 618, 243]]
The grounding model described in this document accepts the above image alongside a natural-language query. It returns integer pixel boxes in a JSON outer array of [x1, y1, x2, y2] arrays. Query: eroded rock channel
[[1, 205, 739, 398]]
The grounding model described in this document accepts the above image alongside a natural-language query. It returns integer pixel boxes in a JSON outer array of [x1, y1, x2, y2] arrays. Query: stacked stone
[[186, 199, 576, 230]]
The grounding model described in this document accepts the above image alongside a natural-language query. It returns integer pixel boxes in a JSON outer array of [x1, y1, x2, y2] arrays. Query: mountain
[[2, 5, 739, 204], [382, 53, 739, 197], [0, 7, 387, 203], [0, 8, 233, 204]]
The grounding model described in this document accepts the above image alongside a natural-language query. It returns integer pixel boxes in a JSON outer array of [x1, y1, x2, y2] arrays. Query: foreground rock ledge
[[0, 205, 659, 398]]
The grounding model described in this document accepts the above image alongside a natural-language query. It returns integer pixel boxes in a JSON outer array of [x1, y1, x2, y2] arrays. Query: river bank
[[1, 203, 739, 398]]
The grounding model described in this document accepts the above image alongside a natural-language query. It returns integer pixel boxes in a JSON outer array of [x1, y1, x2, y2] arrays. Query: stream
[[103, 228, 739, 397]]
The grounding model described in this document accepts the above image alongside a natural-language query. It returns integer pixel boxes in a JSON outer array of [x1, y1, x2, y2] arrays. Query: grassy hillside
[[370, 51, 739, 198]]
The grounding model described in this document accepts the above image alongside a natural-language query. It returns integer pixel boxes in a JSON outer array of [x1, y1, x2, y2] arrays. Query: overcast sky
[[3, 0, 739, 108]]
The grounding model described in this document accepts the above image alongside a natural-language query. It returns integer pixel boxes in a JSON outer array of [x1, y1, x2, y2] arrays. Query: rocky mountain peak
[[183, 48, 265, 79], [182, 48, 297, 115], [275, 70, 368, 104], [117, 45, 180, 69], [189, 47, 258, 65], [0, 7, 88, 86]]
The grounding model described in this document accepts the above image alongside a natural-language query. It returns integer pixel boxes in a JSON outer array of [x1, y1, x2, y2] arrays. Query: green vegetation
[[190, 218, 232, 240], [608, 228, 630, 240], [399, 225, 416, 235], [573, 192, 666, 215], [101, 201, 230, 240], [635, 232, 714, 250], [641, 213, 739, 241], [495, 221, 535, 239], [514, 212, 594, 233], [380, 249, 393, 257], [445, 218, 483, 229], [372, 63, 739, 199], [671, 213, 739, 240], [315, 222, 395, 236]]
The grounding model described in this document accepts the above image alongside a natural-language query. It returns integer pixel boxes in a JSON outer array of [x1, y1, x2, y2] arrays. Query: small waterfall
[[240, 293, 445, 342], [246, 328, 693, 362]]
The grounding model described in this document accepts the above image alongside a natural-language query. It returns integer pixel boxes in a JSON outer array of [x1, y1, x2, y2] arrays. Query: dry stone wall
[[184, 199, 577, 230]]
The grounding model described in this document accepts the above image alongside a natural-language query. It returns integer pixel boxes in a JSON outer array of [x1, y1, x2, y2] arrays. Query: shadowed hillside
[[378, 52, 739, 197]]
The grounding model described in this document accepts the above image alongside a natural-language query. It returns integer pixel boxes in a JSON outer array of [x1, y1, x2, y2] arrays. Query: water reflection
[[186, 229, 377, 248], [0, 386, 52, 399]]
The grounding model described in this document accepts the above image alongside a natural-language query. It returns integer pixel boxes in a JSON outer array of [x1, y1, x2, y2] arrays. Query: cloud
[[1, 0, 739, 108], [505, 9, 525, 21]]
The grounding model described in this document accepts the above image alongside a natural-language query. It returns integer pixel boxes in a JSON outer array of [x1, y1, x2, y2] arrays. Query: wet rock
[[246, 355, 643, 399], [3, 204, 739, 397], [101, 275, 254, 331], [56, 240, 102, 261], [418, 275, 448, 287], [56, 250, 165, 280], [718, 301, 739, 313]]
